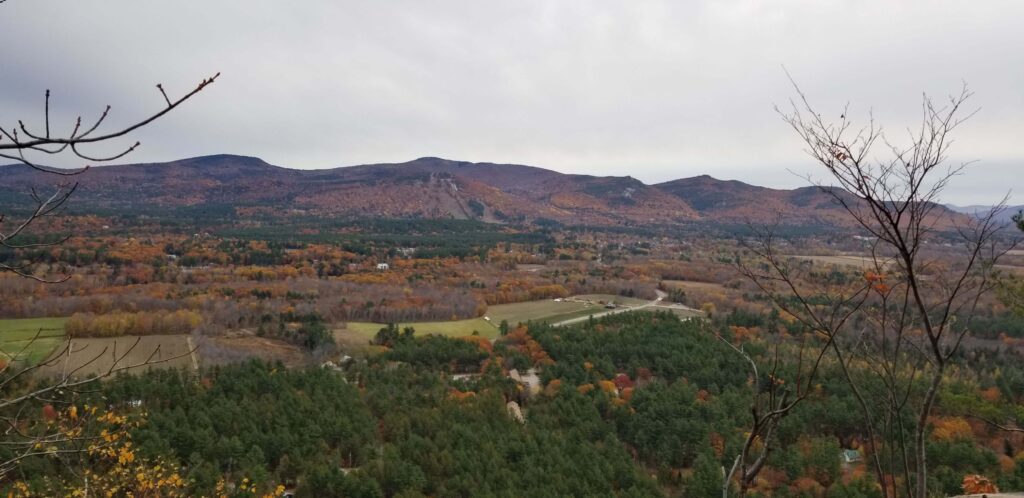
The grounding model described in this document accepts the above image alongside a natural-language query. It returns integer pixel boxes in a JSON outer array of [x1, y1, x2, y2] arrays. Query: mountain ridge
[[0, 154, 970, 229]]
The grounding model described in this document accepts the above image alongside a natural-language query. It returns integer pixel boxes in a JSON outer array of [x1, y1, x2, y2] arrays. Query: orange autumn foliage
[[980, 386, 1001, 402], [710, 432, 725, 458], [931, 416, 973, 442], [790, 477, 825, 497], [458, 334, 494, 353], [543, 379, 563, 397], [961, 474, 999, 494], [448, 389, 476, 402], [598, 380, 618, 394]]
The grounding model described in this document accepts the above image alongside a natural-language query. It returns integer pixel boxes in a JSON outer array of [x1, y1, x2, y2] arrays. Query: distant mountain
[[655, 175, 867, 227], [947, 204, 1023, 225], [0, 154, 970, 230]]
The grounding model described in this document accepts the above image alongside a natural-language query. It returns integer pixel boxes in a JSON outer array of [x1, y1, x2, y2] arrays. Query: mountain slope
[[947, 204, 1023, 225], [655, 175, 872, 227], [0, 154, 969, 229]]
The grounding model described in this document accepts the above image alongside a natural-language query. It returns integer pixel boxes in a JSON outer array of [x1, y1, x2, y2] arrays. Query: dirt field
[[0, 317, 68, 364], [198, 334, 307, 368], [36, 334, 195, 379], [996, 264, 1024, 275]]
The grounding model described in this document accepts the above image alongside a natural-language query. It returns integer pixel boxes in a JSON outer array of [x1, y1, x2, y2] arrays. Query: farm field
[[786, 254, 892, 268], [342, 317, 497, 340], [338, 297, 623, 343], [514, 264, 547, 272], [36, 334, 196, 379], [996, 264, 1024, 275], [661, 279, 726, 291], [486, 299, 600, 325], [0, 317, 68, 364], [570, 294, 651, 307], [197, 334, 307, 368], [649, 305, 704, 319]]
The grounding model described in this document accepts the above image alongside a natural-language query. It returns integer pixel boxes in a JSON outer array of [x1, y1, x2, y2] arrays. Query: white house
[[376, 263, 389, 271]]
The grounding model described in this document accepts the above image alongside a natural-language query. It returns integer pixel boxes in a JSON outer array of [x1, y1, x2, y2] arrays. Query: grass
[[342, 318, 498, 340], [649, 305, 704, 319], [486, 299, 599, 325], [0, 317, 68, 364], [661, 280, 726, 291], [570, 294, 651, 306], [337, 294, 662, 345], [340, 298, 605, 342], [786, 255, 893, 268]]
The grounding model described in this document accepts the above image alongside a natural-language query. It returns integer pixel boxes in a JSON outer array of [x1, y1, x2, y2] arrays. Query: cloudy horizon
[[2, 1, 1021, 204]]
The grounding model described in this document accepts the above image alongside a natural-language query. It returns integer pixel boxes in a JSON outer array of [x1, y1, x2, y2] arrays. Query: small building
[[376, 263, 390, 271], [841, 449, 862, 464]]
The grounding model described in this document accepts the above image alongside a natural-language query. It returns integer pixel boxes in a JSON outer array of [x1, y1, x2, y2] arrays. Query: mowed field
[[339, 297, 620, 343], [570, 294, 651, 306], [487, 299, 602, 325], [36, 335, 196, 379], [0, 317, 68, 364], [661, 280, 726, 291], [342, 318, 497, 340], [649, 305, 704, 319]]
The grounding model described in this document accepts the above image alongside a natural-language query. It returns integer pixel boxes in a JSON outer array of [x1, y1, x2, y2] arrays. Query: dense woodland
[[5, 308, 1024, 496]]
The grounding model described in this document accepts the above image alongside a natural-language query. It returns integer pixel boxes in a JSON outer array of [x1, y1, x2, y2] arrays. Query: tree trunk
[[915, 365, 944, 498]]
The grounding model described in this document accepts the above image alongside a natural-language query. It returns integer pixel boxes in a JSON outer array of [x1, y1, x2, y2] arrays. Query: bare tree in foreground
[[737, 80, 1009, 498], [0, 72, 218, 281], [0, 73, 218, 479], [719, 226, 874, 497], [0, 335, 195, 478]]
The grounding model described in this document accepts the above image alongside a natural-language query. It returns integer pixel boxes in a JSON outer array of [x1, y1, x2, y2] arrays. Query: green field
[[570, 294, 651, 307], [338, 295, 661, 343], [486, 299, 601, 325], [649, 305, 703, 319], [0, 317, 68, 364]]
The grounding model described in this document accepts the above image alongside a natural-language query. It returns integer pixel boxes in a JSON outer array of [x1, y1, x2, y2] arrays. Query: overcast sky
[[1, 1, 1021, 204]]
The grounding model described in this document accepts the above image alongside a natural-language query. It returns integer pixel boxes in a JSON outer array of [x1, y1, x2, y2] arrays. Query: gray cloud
[[1, 0, 1021, 204]]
